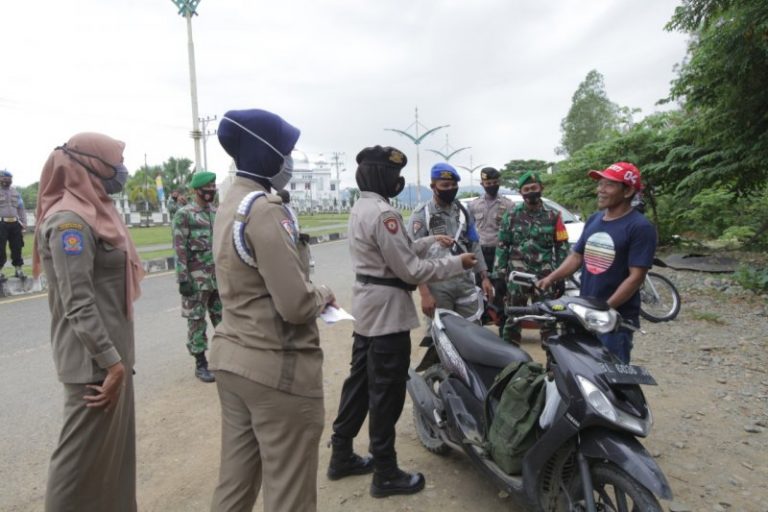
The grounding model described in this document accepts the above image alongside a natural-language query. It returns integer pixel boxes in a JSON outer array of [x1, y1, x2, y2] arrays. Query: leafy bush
[[732, 265, 768, 295]]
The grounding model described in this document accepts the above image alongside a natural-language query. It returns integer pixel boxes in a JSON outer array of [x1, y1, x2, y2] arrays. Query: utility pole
[[385, 107, 448, 200], [330, 151, 345, 212], [170, 0, 203, 171], [199, 114, 217, 171]]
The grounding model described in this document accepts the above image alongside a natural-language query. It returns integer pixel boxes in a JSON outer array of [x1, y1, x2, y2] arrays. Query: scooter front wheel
[[412, 365, 451, 456], [559, 461, 662, 512]]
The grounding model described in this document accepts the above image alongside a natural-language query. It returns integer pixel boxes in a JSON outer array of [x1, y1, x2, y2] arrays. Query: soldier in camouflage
[[166, 189, 187, 219], [494, 171, 569, 344], [173, 171, 220, 382]]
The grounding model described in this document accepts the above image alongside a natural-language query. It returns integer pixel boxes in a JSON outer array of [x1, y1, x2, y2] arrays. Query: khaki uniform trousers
[[211, 371, 325, 512], [45, 374, 136, 512]]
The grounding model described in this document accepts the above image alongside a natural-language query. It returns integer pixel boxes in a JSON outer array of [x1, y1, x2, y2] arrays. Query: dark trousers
[[331, 331, 411, 475], [481, 246, 506, 336], [0, 220, 23, 268]]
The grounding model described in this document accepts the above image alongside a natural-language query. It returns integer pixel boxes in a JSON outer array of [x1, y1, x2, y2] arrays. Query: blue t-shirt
[[573, 209, 657, 320]]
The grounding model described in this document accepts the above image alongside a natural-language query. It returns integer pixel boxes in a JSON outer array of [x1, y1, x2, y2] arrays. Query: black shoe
[[0, 274, 6, 283], [327, 452, 373, 480], [370, 469, 425, 498], [195, 366, 215, 383], [14, 267, 25, 279], [194, 353, 215, 383]]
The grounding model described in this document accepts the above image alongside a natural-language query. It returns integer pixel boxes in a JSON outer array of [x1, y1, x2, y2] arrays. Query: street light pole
[[385, 107, 448, 202], [171, 0, 203, 171]]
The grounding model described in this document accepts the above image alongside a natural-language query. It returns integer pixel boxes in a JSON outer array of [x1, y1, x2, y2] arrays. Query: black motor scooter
[[407, 271, 672, 511]]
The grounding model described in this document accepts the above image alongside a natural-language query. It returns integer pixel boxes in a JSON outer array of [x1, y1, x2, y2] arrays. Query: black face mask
[[436, 187, 458, 204], [522, 191, 542, 205], [197, 189, 216, 204], [484, 185, 500, 197], [388, 176, 405, 198]]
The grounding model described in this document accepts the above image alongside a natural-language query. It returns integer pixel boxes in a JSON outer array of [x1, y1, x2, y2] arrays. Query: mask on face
[[221, 116, 295, 191], [102, 164, 129, 195], [197, 188, 217, 204], [484, 185, 500, 197], [269, 154, 294, 191], [388, 176, 405, 198], [522, 191, 542, 205], [436, 187, 458, 204]]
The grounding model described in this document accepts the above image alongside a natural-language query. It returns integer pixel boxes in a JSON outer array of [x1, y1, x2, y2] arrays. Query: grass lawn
[[8, 212, 361, 276]]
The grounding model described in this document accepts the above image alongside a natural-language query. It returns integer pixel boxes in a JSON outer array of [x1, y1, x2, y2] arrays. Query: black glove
[[179, 281, 195, 297]]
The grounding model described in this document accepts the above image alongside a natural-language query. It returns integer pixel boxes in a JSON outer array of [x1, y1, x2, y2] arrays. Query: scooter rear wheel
[[412, 365, 450, 456], [558, 461, 662, 512]]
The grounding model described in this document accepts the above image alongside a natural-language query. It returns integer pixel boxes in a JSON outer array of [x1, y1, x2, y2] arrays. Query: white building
[[286, 150, 343, 213], [220, 150, 344, 213]]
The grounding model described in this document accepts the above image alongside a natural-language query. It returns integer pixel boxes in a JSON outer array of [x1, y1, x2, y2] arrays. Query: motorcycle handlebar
[[506, 305, 541, 316]]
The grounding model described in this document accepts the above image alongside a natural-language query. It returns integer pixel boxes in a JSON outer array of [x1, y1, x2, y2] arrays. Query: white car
[[460, 193, 584, 244]]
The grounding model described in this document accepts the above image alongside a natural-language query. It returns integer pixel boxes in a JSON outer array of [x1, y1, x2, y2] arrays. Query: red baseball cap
[[588, 162, 643, 191]]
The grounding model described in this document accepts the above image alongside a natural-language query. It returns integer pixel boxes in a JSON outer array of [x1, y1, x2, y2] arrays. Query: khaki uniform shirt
[[37, 211, 134, 383], [0, 186, 27, 225], [350, 191, 464, 337], [467, 194, 515, 247], [210, 178, 332, 398]]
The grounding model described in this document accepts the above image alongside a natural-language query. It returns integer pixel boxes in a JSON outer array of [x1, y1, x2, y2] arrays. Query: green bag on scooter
[[484, 360, 547, 474]]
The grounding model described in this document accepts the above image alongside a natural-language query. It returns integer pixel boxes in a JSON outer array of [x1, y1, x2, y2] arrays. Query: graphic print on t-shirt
[[584, 232, 615, 274]]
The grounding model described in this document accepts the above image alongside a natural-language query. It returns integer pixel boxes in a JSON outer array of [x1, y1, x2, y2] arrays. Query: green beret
[[518, 170, 541, 188], [189, 171, 217, 189]]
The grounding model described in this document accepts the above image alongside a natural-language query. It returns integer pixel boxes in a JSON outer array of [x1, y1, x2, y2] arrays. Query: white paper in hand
[[320, 306, 355, 324]]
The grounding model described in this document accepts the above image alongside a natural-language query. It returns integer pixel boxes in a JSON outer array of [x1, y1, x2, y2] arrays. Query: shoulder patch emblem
[[61, 229, 84, 255], [383, 217, 399, 234], [411, 220, 422, 234], [57, 222, 84, 231], [281, 218, 298, 243]]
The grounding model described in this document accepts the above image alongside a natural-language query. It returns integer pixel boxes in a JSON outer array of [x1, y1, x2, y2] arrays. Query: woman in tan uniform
[[34, 132, 144, 512], [210, 108, 335, 512]]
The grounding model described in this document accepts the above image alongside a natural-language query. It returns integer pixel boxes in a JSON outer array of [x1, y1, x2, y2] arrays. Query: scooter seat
[[441, 313, 531, 369]]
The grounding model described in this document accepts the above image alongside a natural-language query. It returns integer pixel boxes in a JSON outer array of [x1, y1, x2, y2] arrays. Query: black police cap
[[356, 145, 407, 169], [480, 167, 500, 180]]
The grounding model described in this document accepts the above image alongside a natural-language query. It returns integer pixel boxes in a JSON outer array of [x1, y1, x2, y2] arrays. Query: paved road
[[0, 240, 354, 511], [1, 240, 517, 511]]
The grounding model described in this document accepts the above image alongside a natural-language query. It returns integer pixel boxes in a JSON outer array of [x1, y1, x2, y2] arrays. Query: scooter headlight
[[568, 303, 618, 334], [576, 375, 651, 436]]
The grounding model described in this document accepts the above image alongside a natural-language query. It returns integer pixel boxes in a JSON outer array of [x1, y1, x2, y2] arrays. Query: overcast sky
[[0, 0, 689, 189]]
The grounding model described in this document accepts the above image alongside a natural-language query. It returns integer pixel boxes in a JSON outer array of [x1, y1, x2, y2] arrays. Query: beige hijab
[[33, 132, 144, 318]]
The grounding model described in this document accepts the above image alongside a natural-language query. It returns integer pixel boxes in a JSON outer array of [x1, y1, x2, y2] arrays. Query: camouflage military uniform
[[173, 201, 221, 355], [409, 199, 486, 323], [495, 202, 569, 343], [167, 196, 182, 219]]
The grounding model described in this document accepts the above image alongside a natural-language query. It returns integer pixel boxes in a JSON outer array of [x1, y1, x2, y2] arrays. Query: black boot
[[370, 468, 425, 498], [327, 436, 373, 480], [194, 353, 215, 383]]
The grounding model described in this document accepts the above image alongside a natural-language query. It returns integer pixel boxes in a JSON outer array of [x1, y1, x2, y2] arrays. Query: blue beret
[[218, 109, 300, 177], [430, 162, 460, 182], [0, 170, 12, 177]]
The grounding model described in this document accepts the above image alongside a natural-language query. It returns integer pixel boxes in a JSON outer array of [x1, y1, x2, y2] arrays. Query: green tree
[[499, 159, 552, 189], [161, 157, 194, 192], [16, 182, 39, 211], [665, 0, 768, 195], [557, 70, 639, 156], [126, 165, 161, 212]]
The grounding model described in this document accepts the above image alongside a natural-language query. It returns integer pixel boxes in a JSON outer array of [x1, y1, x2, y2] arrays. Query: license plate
[[600, 362, 657, 386]]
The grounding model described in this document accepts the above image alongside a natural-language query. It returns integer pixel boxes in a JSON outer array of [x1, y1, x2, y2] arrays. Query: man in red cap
[[538, 162, 656, 363]]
